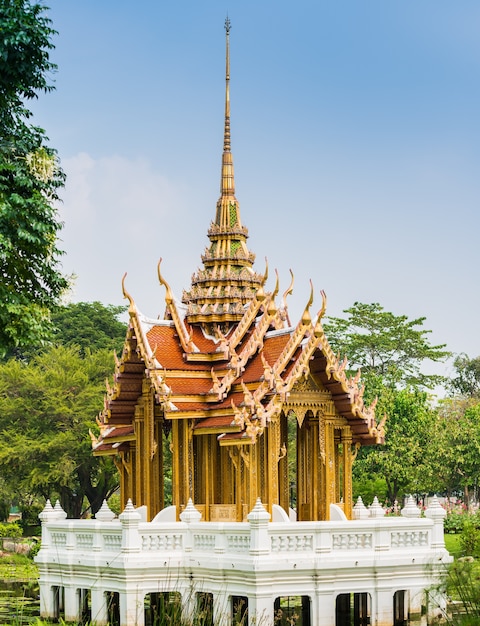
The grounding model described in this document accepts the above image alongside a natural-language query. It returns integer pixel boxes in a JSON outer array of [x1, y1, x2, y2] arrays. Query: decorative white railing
[[35, 496, 448, 572]]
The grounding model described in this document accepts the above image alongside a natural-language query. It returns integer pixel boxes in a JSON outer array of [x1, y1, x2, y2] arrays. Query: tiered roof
[[92, 20, 384, 458]]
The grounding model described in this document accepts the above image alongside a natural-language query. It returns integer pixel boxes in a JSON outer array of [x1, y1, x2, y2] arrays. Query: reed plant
[[432, 558, 480, 626]]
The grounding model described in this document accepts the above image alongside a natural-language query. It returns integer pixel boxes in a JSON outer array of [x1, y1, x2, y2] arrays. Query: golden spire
[[183, 19, 264, 331], [219, 16, 234, 203]]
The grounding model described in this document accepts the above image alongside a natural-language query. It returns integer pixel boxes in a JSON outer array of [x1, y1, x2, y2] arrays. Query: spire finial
[[223, 17, 231, 156]]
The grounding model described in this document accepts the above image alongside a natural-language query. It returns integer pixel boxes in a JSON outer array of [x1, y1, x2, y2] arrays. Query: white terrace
[[35, 496, 451, 626]]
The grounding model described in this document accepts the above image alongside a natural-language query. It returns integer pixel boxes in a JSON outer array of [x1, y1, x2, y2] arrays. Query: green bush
[[445, 512, 467, 534], [27, 538, 41, 559], [0, 522, 22, 539], [444, 511, 480, 536], [107, 493, 121, 516], [460, 519, 480, 558]]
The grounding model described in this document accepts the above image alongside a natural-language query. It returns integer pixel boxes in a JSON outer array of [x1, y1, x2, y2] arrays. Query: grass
[[445, 533, 464, 559]]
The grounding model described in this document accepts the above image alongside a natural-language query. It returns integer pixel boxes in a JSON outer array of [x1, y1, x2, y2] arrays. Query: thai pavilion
[[91, 17, 384, 525], [35, 20, 451, 626]]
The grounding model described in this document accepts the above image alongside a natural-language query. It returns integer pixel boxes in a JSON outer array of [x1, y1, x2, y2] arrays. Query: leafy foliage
[[324, 302, 454, 506], [0, 552, 38, 580], [353, 387, 436, 504], [438, 558, 480, 625], [427, 400, 480, 503], [4, 300, 128, 362], [449, 354, 480, 398], [0, 345, 119, 517], [0, 522, 22, 539], [323, 302, 450, 389], [0, 0, 56, 114], [50, 301, 127, 356], [444, 512, 469, 535], [460, 518, 480, 559], [0, 0, 68, 355]]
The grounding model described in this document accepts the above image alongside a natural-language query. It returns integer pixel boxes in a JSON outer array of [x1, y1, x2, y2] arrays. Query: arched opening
[[196, 592, 214, 626], [106, 591, 120, 626], [78, 588, 91, 623], [336, 592, 371, 626], [231, 595, 248, 623], [144, 591, 183, 625], [394, 590, 409, 626], [51, 585, 64, 621], [274, 595, 311, 625]]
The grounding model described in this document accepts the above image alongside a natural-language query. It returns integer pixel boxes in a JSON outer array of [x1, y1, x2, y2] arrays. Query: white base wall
[[35, 498, 451, 626]]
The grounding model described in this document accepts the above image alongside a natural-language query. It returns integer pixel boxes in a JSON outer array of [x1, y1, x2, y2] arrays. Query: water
[[0, 580, 40, 626]]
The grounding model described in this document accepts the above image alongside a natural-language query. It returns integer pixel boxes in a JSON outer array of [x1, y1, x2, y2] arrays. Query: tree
[[50, 301, 127, 356], [448, 354, 480, 398], [323, 302, 450, 389], [353, 387, 436, 505], [324, 302, 450, 506], [0, 0, 68, 355], [426, 398, 480, 504], [4, 300, 128, 361], [0, 345, 119, 518]]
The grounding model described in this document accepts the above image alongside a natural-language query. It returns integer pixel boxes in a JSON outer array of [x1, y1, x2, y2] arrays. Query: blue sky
[[31, 1, 480, 384]]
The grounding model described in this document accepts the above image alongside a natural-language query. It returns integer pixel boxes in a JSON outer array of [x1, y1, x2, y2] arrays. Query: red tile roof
[[95, 295, 384, 453]]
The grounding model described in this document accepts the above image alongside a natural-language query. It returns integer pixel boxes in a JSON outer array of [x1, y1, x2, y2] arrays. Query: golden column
[[323, 419, 336, 520], [341, 429, 354, 519], [172, 419, 193, 514]]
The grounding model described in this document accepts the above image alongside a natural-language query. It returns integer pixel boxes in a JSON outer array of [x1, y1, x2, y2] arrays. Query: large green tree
[[426, 398, 480, 504], [5, 300, 128, 361], [354, 388, 436, 504], [0, 345, 119, 518], [0, 302, 127, 518], [0, 0, 67, 355], [50, 301, 127, 356], [323, 302, 450, 506], [323, 302, 450, 389]]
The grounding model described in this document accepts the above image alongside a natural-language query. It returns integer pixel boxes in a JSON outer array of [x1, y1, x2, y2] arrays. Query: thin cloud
[[57, 153, 190, 311]]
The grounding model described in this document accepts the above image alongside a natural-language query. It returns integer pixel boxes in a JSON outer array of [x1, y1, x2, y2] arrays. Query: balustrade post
[[353, 496, 369, 520], [38, 500, 56, 552], [94, 500, 117, 553], [247, 498, 270, 556], [425, 495, 447, 548], [401, 495, 421, 518], [370, 497, 389, 552], [95, 499, 116, 521], [66, 521, 76, 551], [53, 500, 67, 520], [180, 498, 202, 553], [119, 499, 141, 553], [214, 527, 227, 554]]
